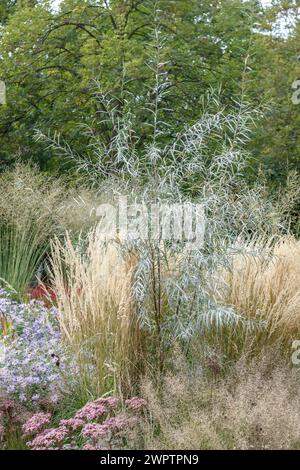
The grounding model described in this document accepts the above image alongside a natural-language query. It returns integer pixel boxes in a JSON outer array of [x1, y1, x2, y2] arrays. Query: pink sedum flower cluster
[[22, 413, 51, 436], [27, 426, 69, 450], [75, 402, 107, 421], [81, 423, 109, 439], [22, 395, 147, 450], [59, 418, 84, 431]]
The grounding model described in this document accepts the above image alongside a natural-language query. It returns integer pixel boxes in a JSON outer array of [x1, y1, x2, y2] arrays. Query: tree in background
[[0, 0, 262, 172], [0, 0, 300, 186], [248, 1, 300, 184], [0, 0, 17, 26]]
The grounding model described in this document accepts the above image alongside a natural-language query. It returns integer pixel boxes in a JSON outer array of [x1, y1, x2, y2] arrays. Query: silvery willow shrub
[[36, 8, 284, 372], [0, 288, 66, 405]]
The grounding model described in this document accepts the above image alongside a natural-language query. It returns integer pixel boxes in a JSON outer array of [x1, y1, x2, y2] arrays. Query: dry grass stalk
[[140, 353, 300, 450], [224, 236, 300, 341]]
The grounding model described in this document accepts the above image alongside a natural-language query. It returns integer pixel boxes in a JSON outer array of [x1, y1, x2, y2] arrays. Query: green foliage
[[0, 0, 264, 173], [0, 163, 65, 297], [0, 223, 48, 298], [249, 16, 300, 183]]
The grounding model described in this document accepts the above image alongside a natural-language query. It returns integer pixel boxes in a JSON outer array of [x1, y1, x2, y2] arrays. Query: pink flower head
[[59, 418, 84, 431], [81, 423, 109, 440], [125, 397, 147, 412], [22, 413, 51, 437], [75, 401, 107, 421], [83, 443, 98, 450], [27, 426, 68, 449]]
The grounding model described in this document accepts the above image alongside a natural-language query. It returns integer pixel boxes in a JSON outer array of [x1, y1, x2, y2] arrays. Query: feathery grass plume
[[49, 229, 144, 398]]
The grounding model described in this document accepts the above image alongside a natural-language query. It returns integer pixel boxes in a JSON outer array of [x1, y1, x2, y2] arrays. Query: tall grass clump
[[0, 164, 64, 296], [49, 231, 143, 399], [224, 236, 300, 344], [0, 163, 103, 298], [0, 224, 46, 298]]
